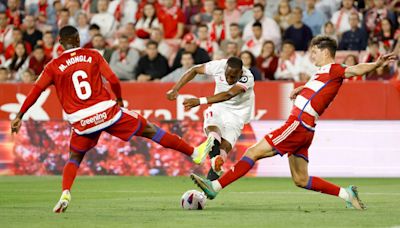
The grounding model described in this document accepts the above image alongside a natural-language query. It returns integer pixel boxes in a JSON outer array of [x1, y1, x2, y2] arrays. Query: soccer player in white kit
[[167, 57, 255, 180]]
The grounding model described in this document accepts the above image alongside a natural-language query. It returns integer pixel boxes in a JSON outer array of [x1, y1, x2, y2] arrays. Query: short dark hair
[[282, 39, 296, 47], [230, 23, 239, 28], [198, 24, 208, 30], [59, 25, 79, 39], [254, 3, 265, 11], [214, 7, 223, 13], [182, 51, 193, 57], [227, 56, 243, 69], [310, 35, 337, 57], [147, 40, 158, 48], [33, 45, 44, 50], [89, 23, 100, 31], [252, 21, 262, 28]]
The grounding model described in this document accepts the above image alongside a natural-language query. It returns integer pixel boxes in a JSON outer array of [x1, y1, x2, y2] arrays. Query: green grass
[[0, 176, 399, 228]]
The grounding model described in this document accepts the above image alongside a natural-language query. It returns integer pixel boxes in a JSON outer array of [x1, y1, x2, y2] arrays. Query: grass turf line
[[0, 176, 399, 228]]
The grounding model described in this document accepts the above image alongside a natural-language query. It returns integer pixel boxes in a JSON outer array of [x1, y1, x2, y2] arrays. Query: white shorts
[[203, 106, 244, 146]]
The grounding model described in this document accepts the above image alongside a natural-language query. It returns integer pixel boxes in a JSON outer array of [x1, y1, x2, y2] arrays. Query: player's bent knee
[[244, 147, 266, 161], [292, 175, 309, 188]]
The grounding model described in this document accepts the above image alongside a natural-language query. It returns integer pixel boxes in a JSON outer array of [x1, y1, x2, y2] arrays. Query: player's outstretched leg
[[288, 156, 366, 210], [191, 138, 275, 199], [203, 129, 224, 180], [53, 151, 84, 213], [141, 123, 214, 164]]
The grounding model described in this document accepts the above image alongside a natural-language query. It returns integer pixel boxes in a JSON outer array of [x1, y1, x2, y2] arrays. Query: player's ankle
[[211, 180, 222, 192], [338, 187, 350, 201]]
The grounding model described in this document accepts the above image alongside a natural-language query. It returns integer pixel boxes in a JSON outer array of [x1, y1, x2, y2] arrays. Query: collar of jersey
[[63, 47, 81, 54]]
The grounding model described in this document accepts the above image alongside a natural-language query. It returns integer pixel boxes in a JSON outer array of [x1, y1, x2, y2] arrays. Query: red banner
[[0, 81, 399, 121]]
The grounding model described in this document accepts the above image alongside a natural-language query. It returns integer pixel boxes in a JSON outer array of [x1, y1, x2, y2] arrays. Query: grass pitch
[[1, 176, 399, 228]]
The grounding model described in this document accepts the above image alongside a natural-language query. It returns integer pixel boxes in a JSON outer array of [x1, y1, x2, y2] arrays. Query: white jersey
[[204, 59, 255, 123]]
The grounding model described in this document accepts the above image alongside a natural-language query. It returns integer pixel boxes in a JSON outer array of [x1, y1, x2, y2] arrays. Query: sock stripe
[[68, 159, 80, 167], [241, 156, 255, 167], [306, 176, 313, 190], [152, 127, 166, 143]]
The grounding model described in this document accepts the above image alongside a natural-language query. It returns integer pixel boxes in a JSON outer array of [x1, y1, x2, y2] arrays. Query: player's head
[[309, 35, 337, 67], [225, 56, 243, 85], [59, 25, 80, 50]]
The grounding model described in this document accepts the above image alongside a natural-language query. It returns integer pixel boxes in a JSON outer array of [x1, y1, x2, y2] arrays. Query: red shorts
[[264, 115, 314, 162], [70, 109, 147, 153]]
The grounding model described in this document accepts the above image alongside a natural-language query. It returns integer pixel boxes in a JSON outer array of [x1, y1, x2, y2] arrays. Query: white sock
[[191, 148, 199, 159], [338, 187, 350, 201], [211, 180, 222, 192]]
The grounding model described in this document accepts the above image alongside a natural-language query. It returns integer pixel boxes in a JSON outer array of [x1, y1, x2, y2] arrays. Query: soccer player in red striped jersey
[[191, 35, 398, 210], [10, 26, 214, 213]]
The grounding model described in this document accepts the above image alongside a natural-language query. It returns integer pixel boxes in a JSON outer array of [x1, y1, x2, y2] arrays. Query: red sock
[[218, 156, 255, 188], [152, 128, 193, 156], [62, 160, 80, 191], [305, 176, 340, 196]]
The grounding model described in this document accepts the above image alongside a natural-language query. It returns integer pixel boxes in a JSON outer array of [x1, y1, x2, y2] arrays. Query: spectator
[[5, 42, 29, 81], [303, 0, 327, 36], [5, 28, 32, 60], [110, 36, 140, 81], [322, 21, 338, 42], [22, 15, 43, 49], [274, 40, 303, 81], [240, 50, 262, 81], [364, 0, 396, 37], [66, 0, 83, 26], [0, 11, 13, 53], [224, 0, 241, 31], [5, 0, 24, 27], [339, 12, 368, 51], [92, 34, 113, 63], [377, 18, 396, 52], [208, 8, 226, 44], [220, 23, 244, 54], [58, 8, 71, 29], [108, 0, 138, 26], [330, 0, 361, 36], [76, 13, 91, 47], [298, 49, 318, 82], [283, 7, 313, 51], [162, 51, 210, 82], [90, 0, 117, 39], [149, 28, 172, 60], [171, 33, 210, 71], [158, 0, 185, 39], [0, 54, 5, 66], [191, 0, 215, 25], [135, 40, 170, 81], [343, 54, 363, 80], [117, 23, 146, 53], [28, 0, 57, 27], [135, 0, 162, 21], [83, 24, 101, 48], [184, 0, 203, 27], [274, 0, 292, 32], [241, 21, 265, 57], [0, 67, 10, 82], [41, 31, 55, 59], [243, 3, 281, 48], [135, 3, 161, 39], [363, 40, 389, 80], [225, 41, 239, 57], [256, 40, 279, 81], [197, 24, 219, 56], [21, 69, 37, 83], [28, 45, 51, 76]]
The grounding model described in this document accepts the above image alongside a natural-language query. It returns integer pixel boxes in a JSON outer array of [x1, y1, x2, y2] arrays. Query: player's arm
[[11, 71, 53, 134], [289, 85, 305, 100], [183, 85, 245, 111], [166, 64, 205, 100], [98, 53, 124, 107], [344, 53, 397, 78]]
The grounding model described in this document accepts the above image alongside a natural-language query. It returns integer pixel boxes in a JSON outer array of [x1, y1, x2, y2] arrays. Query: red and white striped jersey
[[291, 63, 346, 130]]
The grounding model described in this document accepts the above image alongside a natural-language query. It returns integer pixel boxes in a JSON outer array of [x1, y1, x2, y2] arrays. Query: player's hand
[[289, 86, 304, 100], [116, 98, 124, 107], [376, 53, 398, 68], [166, 89, 178, 101], [183, 98, 200, 111], [10, 117, 22, 134]]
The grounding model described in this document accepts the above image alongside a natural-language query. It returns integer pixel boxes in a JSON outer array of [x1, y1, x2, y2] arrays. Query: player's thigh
[[69, 130, 102, 157], [105, 109, 147, 141], [220, 139, 232, 153], [288, 155, 309, 186], [244, 138, 276, 161]]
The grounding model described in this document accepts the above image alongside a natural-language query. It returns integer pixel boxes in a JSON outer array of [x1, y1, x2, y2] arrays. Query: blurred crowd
[[12, 119, 255, 176], [0, 0, 400, 83]]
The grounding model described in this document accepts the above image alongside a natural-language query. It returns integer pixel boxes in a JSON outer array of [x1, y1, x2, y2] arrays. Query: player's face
[[310, 46, 324, 67], [225, 66, 242, 85]]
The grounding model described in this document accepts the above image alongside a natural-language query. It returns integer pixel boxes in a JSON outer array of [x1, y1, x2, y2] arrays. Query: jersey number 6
[[72, 70, 92, 100]]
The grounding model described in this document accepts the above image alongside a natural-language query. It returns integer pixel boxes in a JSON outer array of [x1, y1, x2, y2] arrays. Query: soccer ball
[[181, 190, 207, 210]]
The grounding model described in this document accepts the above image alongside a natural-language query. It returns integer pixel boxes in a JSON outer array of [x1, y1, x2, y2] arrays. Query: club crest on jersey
[[58, 55, 92, 72], [80, 111, 107, 127]]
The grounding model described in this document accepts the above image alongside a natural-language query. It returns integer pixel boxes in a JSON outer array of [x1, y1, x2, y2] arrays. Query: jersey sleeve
[[204, 60, 224, 76], [35, 63, 54, 89], [236, 72, 254, 91], [330, 64, 347, 79]]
